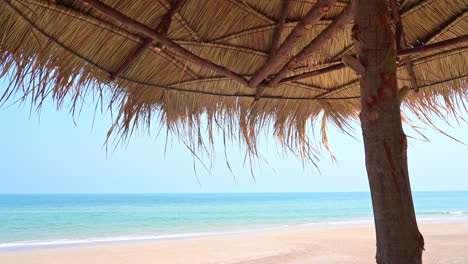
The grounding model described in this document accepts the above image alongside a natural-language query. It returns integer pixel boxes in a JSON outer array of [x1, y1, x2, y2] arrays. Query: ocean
[[1, 191, 467, 250]]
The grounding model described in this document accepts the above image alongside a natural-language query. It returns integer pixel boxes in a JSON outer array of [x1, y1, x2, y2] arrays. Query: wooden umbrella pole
[[110, 0, 187, 80], [79, 0, 249, 86], [269, 0, 354, 86], [248, 0, 337, 89], [355, 0, 423, 262], [277, 34, 468, 85]]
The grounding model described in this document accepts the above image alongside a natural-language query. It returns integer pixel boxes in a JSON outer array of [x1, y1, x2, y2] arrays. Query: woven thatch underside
[[0, 0, 467, 161]]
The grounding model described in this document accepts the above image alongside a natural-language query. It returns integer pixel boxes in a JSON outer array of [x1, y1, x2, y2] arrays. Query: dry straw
[[0, 0, 467, 164]]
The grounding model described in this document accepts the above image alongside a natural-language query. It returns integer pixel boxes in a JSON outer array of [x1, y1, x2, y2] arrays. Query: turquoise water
[[1, 192, 467, 249]]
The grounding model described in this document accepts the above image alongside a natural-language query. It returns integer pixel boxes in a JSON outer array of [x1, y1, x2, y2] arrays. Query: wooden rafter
[[329, 10, 467, 65], [390, 0, 419, 91], [156, 0, 201, 41], [23, 0, 468, 91], [79, 0, 249, 86], [277, 35, 468, 85], [398, 34, 468, 56], [254, 0, 292, 100], [110, 0, 187, 80], [401, 57, 419, 91], [269, 1, 354, 86], [249, 0, 337, 89], [307, 47, 467, 99], [341, 55, 364, 75], [270, 0, 291, 52]]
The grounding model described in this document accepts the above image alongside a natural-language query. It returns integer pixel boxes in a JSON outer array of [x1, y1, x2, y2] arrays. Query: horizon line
[[1, 190, 467, 195]]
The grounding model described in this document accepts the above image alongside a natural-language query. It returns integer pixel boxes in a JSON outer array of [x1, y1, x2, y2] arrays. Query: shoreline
[[1, 219, 375, 252], [2, 220, 468, 264], [2, 217, 468, 252]]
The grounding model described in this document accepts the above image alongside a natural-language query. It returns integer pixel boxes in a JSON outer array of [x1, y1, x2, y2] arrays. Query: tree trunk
[[353, 0, 425, 263]]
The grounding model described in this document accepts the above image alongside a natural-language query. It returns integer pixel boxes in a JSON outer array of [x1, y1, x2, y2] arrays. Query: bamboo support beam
[[278, 34, 468, 85], [79, 0, 249, 86], [269, 1, 354, 86], [248, 0, 337, 89], [390, 0, 419, 91], [110, 0, 186, 79]]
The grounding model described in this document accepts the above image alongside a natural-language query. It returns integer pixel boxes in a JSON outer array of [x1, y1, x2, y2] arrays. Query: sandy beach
[[2, 220, 467, 264]]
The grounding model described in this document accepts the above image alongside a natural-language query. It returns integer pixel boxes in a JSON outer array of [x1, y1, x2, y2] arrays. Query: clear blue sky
[[1, 82, 467, 193]]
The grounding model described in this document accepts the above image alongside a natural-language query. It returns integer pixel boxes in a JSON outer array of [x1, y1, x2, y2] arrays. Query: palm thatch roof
[[0, 0, 467, 161]]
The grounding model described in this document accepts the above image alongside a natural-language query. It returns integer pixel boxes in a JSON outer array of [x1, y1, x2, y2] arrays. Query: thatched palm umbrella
[[0, 0, 467, 262]]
